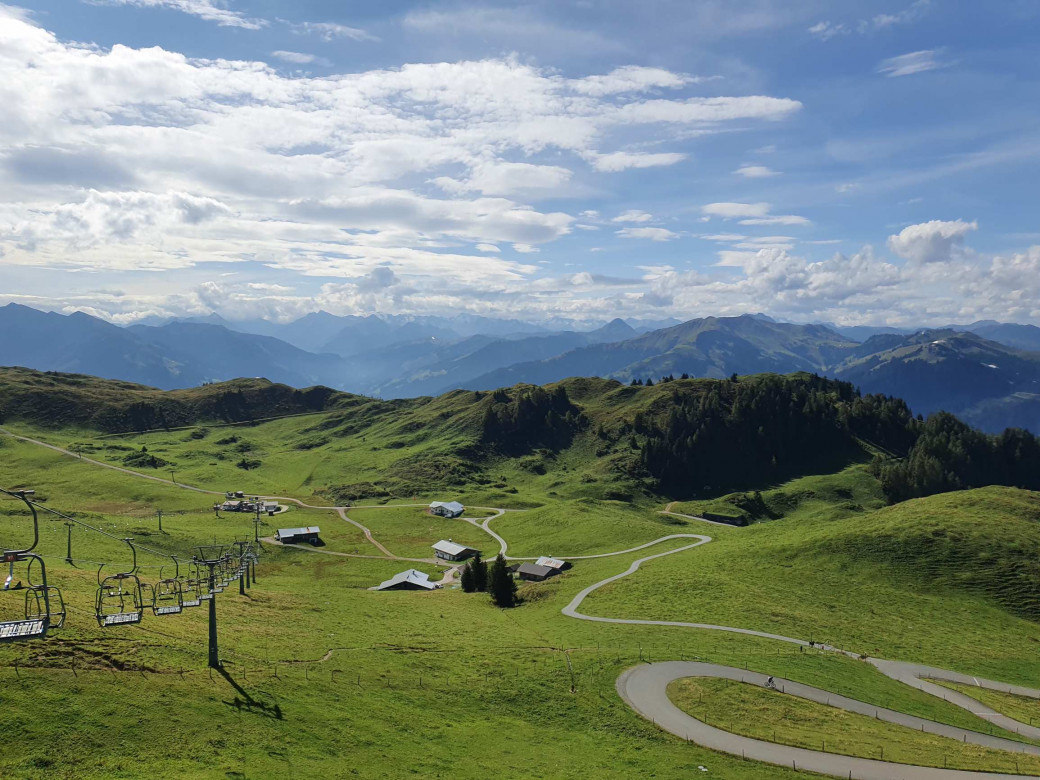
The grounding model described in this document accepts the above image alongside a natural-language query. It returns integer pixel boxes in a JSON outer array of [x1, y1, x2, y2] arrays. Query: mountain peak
[[592, 318, 636, 340]]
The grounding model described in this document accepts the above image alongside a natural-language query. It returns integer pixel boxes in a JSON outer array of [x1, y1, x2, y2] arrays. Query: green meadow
[[2, 372, 1040, 778]]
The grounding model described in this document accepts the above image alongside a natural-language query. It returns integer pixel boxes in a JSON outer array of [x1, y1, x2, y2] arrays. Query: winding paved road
[[9, 425, 1040, 777], [618, 662, 1040, 780], [564, 527, 1040, 778]]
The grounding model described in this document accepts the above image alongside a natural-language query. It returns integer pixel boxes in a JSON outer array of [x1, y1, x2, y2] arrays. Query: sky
[[1, 0, 1039, 328]]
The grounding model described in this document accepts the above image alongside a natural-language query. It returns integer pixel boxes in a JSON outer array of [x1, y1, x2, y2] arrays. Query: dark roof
[[517, 563, 555, 578]]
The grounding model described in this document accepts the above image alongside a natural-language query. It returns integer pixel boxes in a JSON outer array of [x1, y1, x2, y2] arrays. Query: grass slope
[[587, 478, 1040, 679], [935, 681, 1040, 728], [2, 405, 1040, 777], [668, 677, 1040, 773]]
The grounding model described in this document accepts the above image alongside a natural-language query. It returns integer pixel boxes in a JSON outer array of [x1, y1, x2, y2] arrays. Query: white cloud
[[569, 66, 692, 96], [734, 165, 779, 178], [612, 210, 654, 224], [89, 0, 266, 29], [887, 219, 977, 264], [613, 96, 802, 124], [878, 50, 948, 78], [810, 1, 931, 40], [702, 202, 771, 218], [703, 202, 809, 226], [0, 9, 829, 324], [271, 51, 327, 66], [807, 21, 847, 40], [616, 227, 677, 242], [284, 20, 377, 42], [591, 151, 687, 172], [868, 0, 932, 31], [740, 215, 811, 226], [436, 161, 573, 197]]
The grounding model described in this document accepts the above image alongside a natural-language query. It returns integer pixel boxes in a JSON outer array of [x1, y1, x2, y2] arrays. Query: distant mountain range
[[2, 303, 1039, 433], [0, 303, 347, 390]]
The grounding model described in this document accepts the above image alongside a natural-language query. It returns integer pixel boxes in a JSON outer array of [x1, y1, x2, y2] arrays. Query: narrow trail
[[335, 507, 394, 557], [8, 425, 1040, 777]]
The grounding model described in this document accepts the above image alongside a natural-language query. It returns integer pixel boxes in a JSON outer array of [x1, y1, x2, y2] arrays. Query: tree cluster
[[871, 412, 1040, 503], [489, 553, 518, 608], [480, 385, 585, 453], [459, 552, 488, 593], [638, 374, 917, 495]]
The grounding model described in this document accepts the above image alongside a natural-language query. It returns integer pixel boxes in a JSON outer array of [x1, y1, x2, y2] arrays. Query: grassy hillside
[[1, 425, 1040, 777], [588, 481, 1040, 677], [668, 678, 1040, 772], [4, 369, 1040, 778], [0, 368, 925, 508], [0, 367, 350, 432]]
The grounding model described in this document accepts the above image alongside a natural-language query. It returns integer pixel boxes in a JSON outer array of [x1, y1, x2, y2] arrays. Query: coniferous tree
[[460, 562, 475, 593], [489, 553, 517, 608], [470, 552, 488, 593]]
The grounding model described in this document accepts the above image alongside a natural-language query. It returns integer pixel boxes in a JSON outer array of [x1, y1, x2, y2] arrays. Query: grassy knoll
[[586, 482, 1040, 683], [343, 506, 496, 560], [668, 677, 1040, 773], [669, 463, 888, 525], [934, 680, 1040, 728], [491, 498, 709, 557]]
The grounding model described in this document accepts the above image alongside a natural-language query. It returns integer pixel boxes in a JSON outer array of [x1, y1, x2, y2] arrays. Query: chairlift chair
[[95, 538, 145, 627], [25, 556, 65, 630], [185, 559, 210, 603], [151, 558, 184, 616], [0, 489, 63, 642], [181, 560, 202, 607]]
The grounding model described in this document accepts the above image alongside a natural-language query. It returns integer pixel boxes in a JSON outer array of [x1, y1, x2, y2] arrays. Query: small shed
[[263, 501, 279, 515], [276, 526, 321, 545], [375, 569, 438, 591], [430, 501, 465, 518], [517, 563, 556, 582], [432, 539, 479, 561], [535, 556, 569, 571]]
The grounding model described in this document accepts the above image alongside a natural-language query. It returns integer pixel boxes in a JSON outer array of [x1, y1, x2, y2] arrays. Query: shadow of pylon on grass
[[216, 665, 284, 720]]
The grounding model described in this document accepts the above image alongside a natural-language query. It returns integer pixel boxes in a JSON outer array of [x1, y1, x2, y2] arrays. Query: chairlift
[[95, 538, 144, 627], [0, 489, 63, 642], [151, 557, 184, 616], [181, 560, 203, 607], [26, 556, 65, 630]]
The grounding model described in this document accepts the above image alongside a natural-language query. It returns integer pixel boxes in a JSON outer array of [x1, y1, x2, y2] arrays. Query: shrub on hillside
[[122, 447, 169, 469]]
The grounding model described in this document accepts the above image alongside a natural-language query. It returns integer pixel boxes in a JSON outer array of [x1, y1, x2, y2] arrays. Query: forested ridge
[[633, 374, 917, 495], [872, 412, 1040, 502], [2, 365, 1039, 507]]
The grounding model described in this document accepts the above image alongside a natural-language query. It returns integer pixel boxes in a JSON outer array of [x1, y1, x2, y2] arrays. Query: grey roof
[[535, 556, 567, 569], [432, 539, 478, 557], [517, 563, 555, 578], [430, 501, 465, 514], [375, 569, 438, 591], [277, 526, 320, 537]]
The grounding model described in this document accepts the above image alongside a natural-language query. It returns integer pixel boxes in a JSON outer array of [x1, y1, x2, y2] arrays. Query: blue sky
[[1, 0, 1039, 326]]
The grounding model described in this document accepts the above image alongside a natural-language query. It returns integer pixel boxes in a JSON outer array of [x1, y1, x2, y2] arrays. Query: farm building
[[517, 563, 557, 582], [276, 526, 321, 545], [535, 556, 569, 572], [429, 501, 465, 518], [432, 539, 479, 561], [374, 569, 439, 591]]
